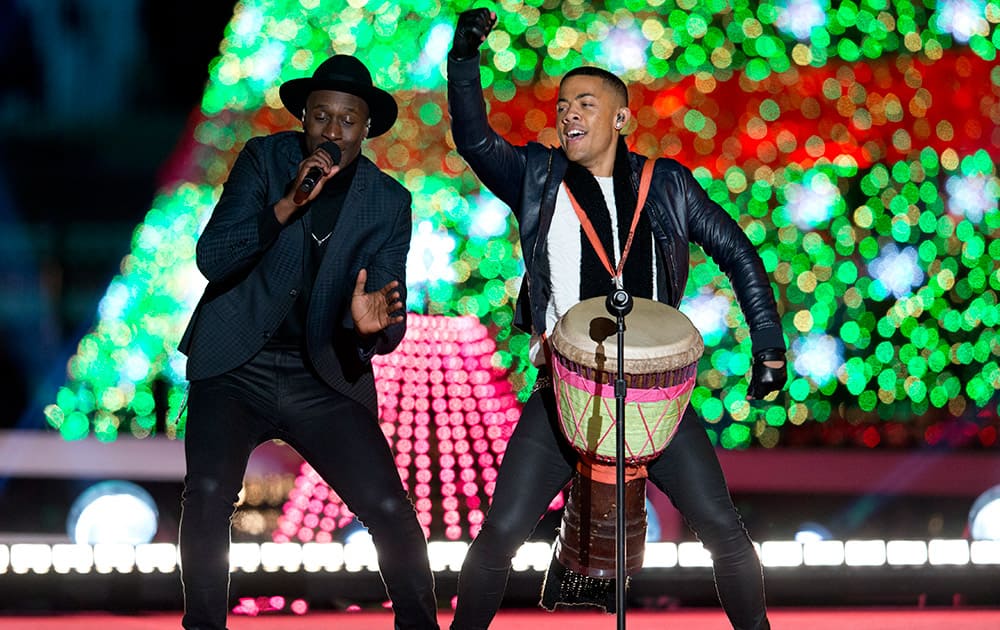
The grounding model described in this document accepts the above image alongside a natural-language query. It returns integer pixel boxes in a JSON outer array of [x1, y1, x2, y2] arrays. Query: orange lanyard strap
[[562, 158, 656, 282]]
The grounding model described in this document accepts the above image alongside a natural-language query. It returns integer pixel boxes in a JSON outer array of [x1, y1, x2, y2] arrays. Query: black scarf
[[562, 137, 653, 302]]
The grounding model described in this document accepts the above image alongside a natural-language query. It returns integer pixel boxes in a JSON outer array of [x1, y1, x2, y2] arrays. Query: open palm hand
[[351, 268, 404, 336]]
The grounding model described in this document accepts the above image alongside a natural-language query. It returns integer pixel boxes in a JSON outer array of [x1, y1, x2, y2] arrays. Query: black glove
[[451, 8, 497, 61], [747, 348, 787, 400]]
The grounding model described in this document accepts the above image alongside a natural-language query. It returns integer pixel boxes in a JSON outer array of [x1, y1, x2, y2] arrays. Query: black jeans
[[451, 385, 769, 630], [180, 347, 438, 630]]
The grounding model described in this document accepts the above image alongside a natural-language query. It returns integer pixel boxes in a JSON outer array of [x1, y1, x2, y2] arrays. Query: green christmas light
[[46, 0, 1000, 450]]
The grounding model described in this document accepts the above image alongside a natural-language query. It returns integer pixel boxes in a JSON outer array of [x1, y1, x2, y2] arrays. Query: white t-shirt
[[530, 178, 658, 365]]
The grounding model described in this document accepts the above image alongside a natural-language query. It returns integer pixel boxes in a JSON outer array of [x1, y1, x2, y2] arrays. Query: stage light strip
[[845, 539, 888, 566], [3, 540, 1000, 575], [886, 540, 929, 566], [802, 539, 845, 566]]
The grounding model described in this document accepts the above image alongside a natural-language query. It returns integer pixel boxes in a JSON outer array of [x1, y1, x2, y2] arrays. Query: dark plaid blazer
[[178, 131, 410, 414]]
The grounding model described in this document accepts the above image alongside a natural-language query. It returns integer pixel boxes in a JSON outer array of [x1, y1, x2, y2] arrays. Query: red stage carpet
[[1, 609, 999, 629]]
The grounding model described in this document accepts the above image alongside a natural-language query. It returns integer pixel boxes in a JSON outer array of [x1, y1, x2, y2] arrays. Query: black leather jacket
[[447, 57, 785, 354]]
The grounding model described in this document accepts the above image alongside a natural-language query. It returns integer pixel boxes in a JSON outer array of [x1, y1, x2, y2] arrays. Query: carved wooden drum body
[[541, 297, 704, 611]]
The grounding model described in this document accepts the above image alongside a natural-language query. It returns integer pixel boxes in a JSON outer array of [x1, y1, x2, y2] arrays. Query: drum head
[[549, 297, 704, 373]]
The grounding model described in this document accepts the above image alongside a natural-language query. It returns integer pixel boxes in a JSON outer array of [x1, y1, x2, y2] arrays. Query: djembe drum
[[540, 296, 704, 611]]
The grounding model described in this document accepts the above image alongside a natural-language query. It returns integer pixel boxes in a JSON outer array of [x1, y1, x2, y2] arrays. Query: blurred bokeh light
[[44, 0, 998, 453], [67, 480, 159, 545]]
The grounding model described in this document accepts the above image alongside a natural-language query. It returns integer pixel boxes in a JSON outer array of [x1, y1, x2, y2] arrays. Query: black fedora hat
[[279, 54, 398, 137]]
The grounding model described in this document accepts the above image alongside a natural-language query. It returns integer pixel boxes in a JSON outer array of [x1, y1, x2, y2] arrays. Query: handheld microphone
[[293, 141, 342, 203]]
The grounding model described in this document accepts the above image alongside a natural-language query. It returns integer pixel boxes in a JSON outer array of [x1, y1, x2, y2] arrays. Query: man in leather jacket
[[446, 9, 786, 630]]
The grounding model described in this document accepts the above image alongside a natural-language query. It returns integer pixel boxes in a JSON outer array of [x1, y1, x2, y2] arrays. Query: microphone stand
[[606, 286, 633, 630]]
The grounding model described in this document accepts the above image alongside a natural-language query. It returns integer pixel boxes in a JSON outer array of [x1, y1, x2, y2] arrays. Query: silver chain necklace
[[311, 231, 333, 246]]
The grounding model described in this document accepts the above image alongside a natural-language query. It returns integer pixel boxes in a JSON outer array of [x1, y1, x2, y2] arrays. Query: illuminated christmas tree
[[46, 0, 999, 454]]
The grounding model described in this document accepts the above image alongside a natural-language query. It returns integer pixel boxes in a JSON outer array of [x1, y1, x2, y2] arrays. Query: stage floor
[[1, 609, 999, 630]]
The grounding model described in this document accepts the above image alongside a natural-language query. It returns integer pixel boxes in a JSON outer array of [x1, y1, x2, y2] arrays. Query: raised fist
[[451, 8, 498, 61]]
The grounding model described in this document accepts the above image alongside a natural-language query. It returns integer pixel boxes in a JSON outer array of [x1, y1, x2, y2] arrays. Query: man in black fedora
[[177, 54, 439, 629]]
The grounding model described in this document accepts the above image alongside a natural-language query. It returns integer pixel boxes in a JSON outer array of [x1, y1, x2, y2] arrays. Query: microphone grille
[[319, 141, 342, 165]]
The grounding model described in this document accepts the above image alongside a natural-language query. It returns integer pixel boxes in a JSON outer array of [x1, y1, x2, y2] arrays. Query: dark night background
[[0, 0, 233, 430]]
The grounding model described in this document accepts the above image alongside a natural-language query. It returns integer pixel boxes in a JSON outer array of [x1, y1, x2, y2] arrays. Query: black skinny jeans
[[451, 385, 769, 630], [179, 347, 438, 630]]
